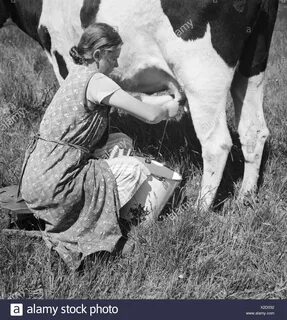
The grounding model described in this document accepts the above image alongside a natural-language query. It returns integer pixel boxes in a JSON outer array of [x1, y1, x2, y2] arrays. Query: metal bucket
[[121, 156, 182, 224]]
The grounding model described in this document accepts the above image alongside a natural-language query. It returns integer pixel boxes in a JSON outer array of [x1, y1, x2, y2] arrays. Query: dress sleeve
[[86, 73, 122, 105]]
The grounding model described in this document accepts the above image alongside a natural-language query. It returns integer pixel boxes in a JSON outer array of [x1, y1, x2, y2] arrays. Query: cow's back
[[2, 0, 278, 86]]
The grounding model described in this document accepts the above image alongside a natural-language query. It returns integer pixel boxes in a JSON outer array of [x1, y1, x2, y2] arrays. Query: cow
[[0, 0, 279, 210]]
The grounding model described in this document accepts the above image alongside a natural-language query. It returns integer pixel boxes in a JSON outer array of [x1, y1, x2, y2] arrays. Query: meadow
[[0, 7, 286, 299]]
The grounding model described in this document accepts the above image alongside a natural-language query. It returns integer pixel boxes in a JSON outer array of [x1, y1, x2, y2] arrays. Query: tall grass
[[0, 24, 57, 187], [0, 10, 286, 299]]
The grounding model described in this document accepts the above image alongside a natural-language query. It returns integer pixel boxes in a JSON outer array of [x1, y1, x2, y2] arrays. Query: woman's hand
[[164, 99, 180, 119]]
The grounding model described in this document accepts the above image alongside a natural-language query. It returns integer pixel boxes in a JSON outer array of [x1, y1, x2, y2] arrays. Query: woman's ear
[[92, 49, 101, 62]]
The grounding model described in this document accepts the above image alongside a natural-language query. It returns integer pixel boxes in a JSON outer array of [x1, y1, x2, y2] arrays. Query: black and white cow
[[0, 0, 279, 210]]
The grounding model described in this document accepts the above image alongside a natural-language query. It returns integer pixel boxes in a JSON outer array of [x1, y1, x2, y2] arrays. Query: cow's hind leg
[[231, 0, 278, 198], [231, 71, 269, 198]]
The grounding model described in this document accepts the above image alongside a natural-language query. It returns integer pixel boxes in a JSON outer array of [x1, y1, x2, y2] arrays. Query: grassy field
[[0, 7, 286, 299]]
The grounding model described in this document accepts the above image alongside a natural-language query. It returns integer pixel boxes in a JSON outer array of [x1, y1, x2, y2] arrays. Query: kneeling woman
[[20, 23, 179, 269]]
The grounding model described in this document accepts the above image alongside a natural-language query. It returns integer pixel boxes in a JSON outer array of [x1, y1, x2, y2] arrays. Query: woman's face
[[96, 46, 121, 75]]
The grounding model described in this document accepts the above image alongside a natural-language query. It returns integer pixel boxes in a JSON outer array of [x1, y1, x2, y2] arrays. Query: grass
[[0, 8, 286, 299]]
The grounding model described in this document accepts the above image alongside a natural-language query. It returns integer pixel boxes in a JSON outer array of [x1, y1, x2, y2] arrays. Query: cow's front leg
[[186, 89, 233, 210]]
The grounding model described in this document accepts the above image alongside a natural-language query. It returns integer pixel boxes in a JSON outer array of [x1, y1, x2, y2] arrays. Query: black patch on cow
[[54, 51, 68, 79], [238, 0, 279, 77], [8, 0, 43, 43], [160, 0, 210, 41], [38, 25, 52, 54], [160, 0, 246, 66], [160, 0, 278, 71], [0, 0, 9, 27], [80, 0, 101, 29]]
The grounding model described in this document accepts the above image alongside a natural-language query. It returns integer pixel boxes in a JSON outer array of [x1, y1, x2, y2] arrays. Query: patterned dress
[[20, 64, 150, 270]]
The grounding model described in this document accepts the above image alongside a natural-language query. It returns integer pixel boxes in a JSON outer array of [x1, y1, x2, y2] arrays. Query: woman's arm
[[87, 74, 179, 123], [102, 89, 178, 124]]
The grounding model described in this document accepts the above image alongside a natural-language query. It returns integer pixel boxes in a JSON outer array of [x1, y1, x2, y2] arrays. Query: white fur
[[39, 0, 83, 83]]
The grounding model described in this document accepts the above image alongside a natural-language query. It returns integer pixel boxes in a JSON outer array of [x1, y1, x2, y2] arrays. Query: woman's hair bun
[[69, 46, 85, 65]]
